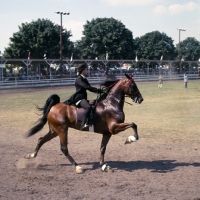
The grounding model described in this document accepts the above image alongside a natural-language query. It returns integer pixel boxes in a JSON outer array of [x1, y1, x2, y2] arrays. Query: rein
[[97, 78, 138, 106], [124, 100, 133, 106], [103, 80, 120, 89]]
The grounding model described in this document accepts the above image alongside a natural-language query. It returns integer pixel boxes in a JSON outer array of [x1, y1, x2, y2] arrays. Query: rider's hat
[[77, 64, 87, 75]]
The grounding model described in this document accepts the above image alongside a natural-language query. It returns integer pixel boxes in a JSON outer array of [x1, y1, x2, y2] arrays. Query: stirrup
[[80, 123, 89, 131]]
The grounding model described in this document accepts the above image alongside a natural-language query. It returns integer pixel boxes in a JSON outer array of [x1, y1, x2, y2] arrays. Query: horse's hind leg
[[59, 130, 83, 174], [24, 127, 57, 159]]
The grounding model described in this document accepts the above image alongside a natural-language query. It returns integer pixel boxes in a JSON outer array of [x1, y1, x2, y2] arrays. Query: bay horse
[[25, 73, 143, 173]]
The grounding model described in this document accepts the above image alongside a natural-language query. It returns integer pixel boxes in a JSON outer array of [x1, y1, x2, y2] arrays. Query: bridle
[[120, 77, 140, 100], [97, 77, 140, 105]]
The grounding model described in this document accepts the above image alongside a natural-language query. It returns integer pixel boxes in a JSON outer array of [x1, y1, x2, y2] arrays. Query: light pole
[[55, 11, 70, 77], [177, 28, 186, 74], [0, 51, 2, 81], [177, 28, 186, 61]]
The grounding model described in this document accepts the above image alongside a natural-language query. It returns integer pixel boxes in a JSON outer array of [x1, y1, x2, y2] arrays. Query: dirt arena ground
[[0, 87, 200, 200]]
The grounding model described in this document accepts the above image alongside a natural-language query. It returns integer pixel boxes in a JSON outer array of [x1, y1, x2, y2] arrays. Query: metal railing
[[0, 58, 199, 89], [0, 74, 199, 89]]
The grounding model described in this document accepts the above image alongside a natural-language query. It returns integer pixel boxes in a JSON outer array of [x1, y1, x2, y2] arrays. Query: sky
[[0, 0, 200, 54]]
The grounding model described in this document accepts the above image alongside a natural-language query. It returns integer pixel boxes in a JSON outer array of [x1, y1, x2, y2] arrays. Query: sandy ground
[[0, 88, 200, 200]]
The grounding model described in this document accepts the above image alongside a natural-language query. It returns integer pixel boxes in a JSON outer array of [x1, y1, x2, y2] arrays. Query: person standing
[[184, 73, 188, 88], [158, 74, 163, 88]]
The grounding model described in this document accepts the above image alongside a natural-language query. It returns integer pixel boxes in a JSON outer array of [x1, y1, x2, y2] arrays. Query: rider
[[71, 64, 101, 130]]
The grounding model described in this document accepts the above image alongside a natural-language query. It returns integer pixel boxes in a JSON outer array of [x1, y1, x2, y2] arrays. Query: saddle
[[76, 106, 95, 127], [64, 99, 95, 127], [64, 89, 109, 128], [78, 100, 95, 126]]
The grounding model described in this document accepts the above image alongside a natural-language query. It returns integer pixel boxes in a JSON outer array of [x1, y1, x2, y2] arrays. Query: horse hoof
[[24, 153, 36, 159], [124, 135, 137, 144], [76, 166, 84, 174], [101, 164, 113, 172]]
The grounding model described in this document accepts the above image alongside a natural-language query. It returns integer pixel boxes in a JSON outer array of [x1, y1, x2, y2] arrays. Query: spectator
[[104, 70, 109, 80], [158, 74, 163, 88], [184, 73, 188, 88]]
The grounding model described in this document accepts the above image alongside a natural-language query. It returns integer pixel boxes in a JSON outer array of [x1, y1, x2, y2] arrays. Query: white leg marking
[[101, 163, 112, 172], [76, 166, 83, 174], [124, 135, 137, 144], [102, 164, 107, 171], [30, 153, 35, 158]]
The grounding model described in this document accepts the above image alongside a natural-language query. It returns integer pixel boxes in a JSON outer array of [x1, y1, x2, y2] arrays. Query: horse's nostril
[[139, 98, 143, 103]]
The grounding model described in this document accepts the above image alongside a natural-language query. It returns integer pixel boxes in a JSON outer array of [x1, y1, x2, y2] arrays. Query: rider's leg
[[80, 99, 91, 130]]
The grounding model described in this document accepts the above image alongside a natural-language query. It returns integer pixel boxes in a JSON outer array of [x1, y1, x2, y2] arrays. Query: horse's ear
[[125, 73, 130, 79], [125, 73, 133, 79]]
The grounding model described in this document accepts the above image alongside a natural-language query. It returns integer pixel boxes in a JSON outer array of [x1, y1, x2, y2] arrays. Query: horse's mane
[[100, 79, 119, 87], [95, 79, 119, 103]]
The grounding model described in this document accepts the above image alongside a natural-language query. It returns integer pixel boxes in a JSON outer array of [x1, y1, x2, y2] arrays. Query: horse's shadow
[[78, 160, 200, 173], [38, 160, 200, 173]]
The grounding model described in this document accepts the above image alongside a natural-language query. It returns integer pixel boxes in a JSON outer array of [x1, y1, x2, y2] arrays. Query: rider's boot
[[80, 107, 91, 131]]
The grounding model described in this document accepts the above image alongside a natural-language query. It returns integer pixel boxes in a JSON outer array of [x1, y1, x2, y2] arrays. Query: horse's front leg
[[100, 133, 112, 171], [110, 122, 139, 142]]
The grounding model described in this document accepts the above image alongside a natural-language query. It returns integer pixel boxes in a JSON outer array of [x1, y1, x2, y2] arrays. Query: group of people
[[158, 73, 188, 89]]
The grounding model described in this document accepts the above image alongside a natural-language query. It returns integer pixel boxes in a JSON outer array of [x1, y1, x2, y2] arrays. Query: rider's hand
[[89, 100, 95, 105], [98, 87, 108, 93], [97, 88, 103, 93]]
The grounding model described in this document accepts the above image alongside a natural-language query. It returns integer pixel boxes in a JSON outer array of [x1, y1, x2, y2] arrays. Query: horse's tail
[[26, 94, 60, 137]]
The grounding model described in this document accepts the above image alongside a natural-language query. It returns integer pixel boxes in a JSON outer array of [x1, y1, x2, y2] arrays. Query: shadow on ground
[[79, 160, 200, 173]]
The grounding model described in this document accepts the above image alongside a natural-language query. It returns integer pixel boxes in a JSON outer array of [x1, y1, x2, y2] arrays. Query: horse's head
[[120, 73, 143, 104]]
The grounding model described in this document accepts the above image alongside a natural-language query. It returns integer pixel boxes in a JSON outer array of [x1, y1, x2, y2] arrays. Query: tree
[[77, 17, 134, 59], [178, 37, 200, 61], [134, 31, 176, 60], [72, 40, 82, 59], [3, 18, 73, 59]]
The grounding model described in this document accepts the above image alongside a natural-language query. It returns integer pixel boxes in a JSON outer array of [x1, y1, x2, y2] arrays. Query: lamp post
[[0, 51, 2, 81], [55, 11, 70, 77], [177, 28, 186, 61], [177, 28, 186, 74]]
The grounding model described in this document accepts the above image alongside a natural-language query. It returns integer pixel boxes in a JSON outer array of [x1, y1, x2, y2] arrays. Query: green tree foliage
[[178, 37, 200, 61], [72, 40, 82, 59], [134, 31, 176, 60], [3, 18, 73, 59], [77, 17, 134, 59]]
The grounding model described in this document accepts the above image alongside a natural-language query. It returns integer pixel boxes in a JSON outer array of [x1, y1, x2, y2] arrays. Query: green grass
[[132, 80, 200, 141], [0, 80, 200, 142]]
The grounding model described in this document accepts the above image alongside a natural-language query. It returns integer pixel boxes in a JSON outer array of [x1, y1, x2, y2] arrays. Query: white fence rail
[[0, 74, 199, 89]]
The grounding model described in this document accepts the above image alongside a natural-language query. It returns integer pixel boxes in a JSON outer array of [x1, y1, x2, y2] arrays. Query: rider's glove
[[97, 88, 103, 93]]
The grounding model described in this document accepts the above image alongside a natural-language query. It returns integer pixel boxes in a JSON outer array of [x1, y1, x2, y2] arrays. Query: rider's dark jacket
[[65, 75, 98, 105]]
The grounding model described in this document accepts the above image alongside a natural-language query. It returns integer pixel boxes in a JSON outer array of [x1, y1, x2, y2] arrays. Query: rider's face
[[81, 68, 88, 76]]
